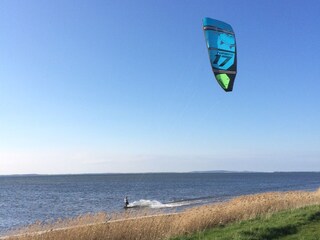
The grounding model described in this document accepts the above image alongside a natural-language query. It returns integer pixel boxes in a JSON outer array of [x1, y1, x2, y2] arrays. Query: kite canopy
[[203, 18, 237, 92]]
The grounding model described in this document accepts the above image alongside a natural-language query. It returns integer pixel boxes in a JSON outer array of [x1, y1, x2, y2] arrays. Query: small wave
[[127, 199, 203, 209]]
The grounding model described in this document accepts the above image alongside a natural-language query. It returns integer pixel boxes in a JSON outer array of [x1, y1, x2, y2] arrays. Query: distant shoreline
[[1, 171, 320, 176]]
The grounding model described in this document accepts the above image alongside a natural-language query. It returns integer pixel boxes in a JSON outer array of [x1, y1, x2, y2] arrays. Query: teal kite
[[203, 18, 237, 92]]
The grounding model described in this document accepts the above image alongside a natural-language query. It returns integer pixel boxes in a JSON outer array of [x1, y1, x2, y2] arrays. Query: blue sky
[[1, 0, 320, 174]]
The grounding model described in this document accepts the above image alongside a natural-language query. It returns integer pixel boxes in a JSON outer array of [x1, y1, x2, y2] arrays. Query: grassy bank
[[172, 204, 320, 240], [4, 189, 320, 240]]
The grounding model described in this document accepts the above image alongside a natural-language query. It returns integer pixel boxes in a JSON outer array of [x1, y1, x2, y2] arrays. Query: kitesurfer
[[124, 196, 129, 208]]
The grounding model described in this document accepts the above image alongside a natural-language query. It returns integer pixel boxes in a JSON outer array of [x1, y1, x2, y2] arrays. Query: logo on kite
[[203, 18, 237, 92]]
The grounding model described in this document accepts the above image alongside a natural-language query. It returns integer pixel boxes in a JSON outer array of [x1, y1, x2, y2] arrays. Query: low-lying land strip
[[3, 189, 320, 240]]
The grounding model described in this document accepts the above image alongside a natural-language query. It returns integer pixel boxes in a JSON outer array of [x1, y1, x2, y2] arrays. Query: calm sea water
[[1, 172, 320, 235]]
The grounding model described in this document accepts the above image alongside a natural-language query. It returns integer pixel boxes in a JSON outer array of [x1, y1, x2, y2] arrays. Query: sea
[[1, 172, 320, 235]]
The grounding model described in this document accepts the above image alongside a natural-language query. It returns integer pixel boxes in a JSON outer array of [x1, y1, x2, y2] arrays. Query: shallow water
[[1, 172, 320, 235]]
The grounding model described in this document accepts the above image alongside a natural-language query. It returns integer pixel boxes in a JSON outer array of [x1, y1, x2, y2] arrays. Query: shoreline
[[2, 188, 320, 240], [0, 212, 182, 240]]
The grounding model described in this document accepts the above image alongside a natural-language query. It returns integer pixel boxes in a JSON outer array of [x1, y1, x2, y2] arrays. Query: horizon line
[[1, 170, 320, 176]]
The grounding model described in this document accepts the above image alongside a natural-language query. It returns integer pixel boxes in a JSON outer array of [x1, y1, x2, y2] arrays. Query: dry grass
[[3, 188, 320, 240]]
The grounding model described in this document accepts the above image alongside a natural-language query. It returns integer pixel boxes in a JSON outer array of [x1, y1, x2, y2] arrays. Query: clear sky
[[1, 0, 320, 174]]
